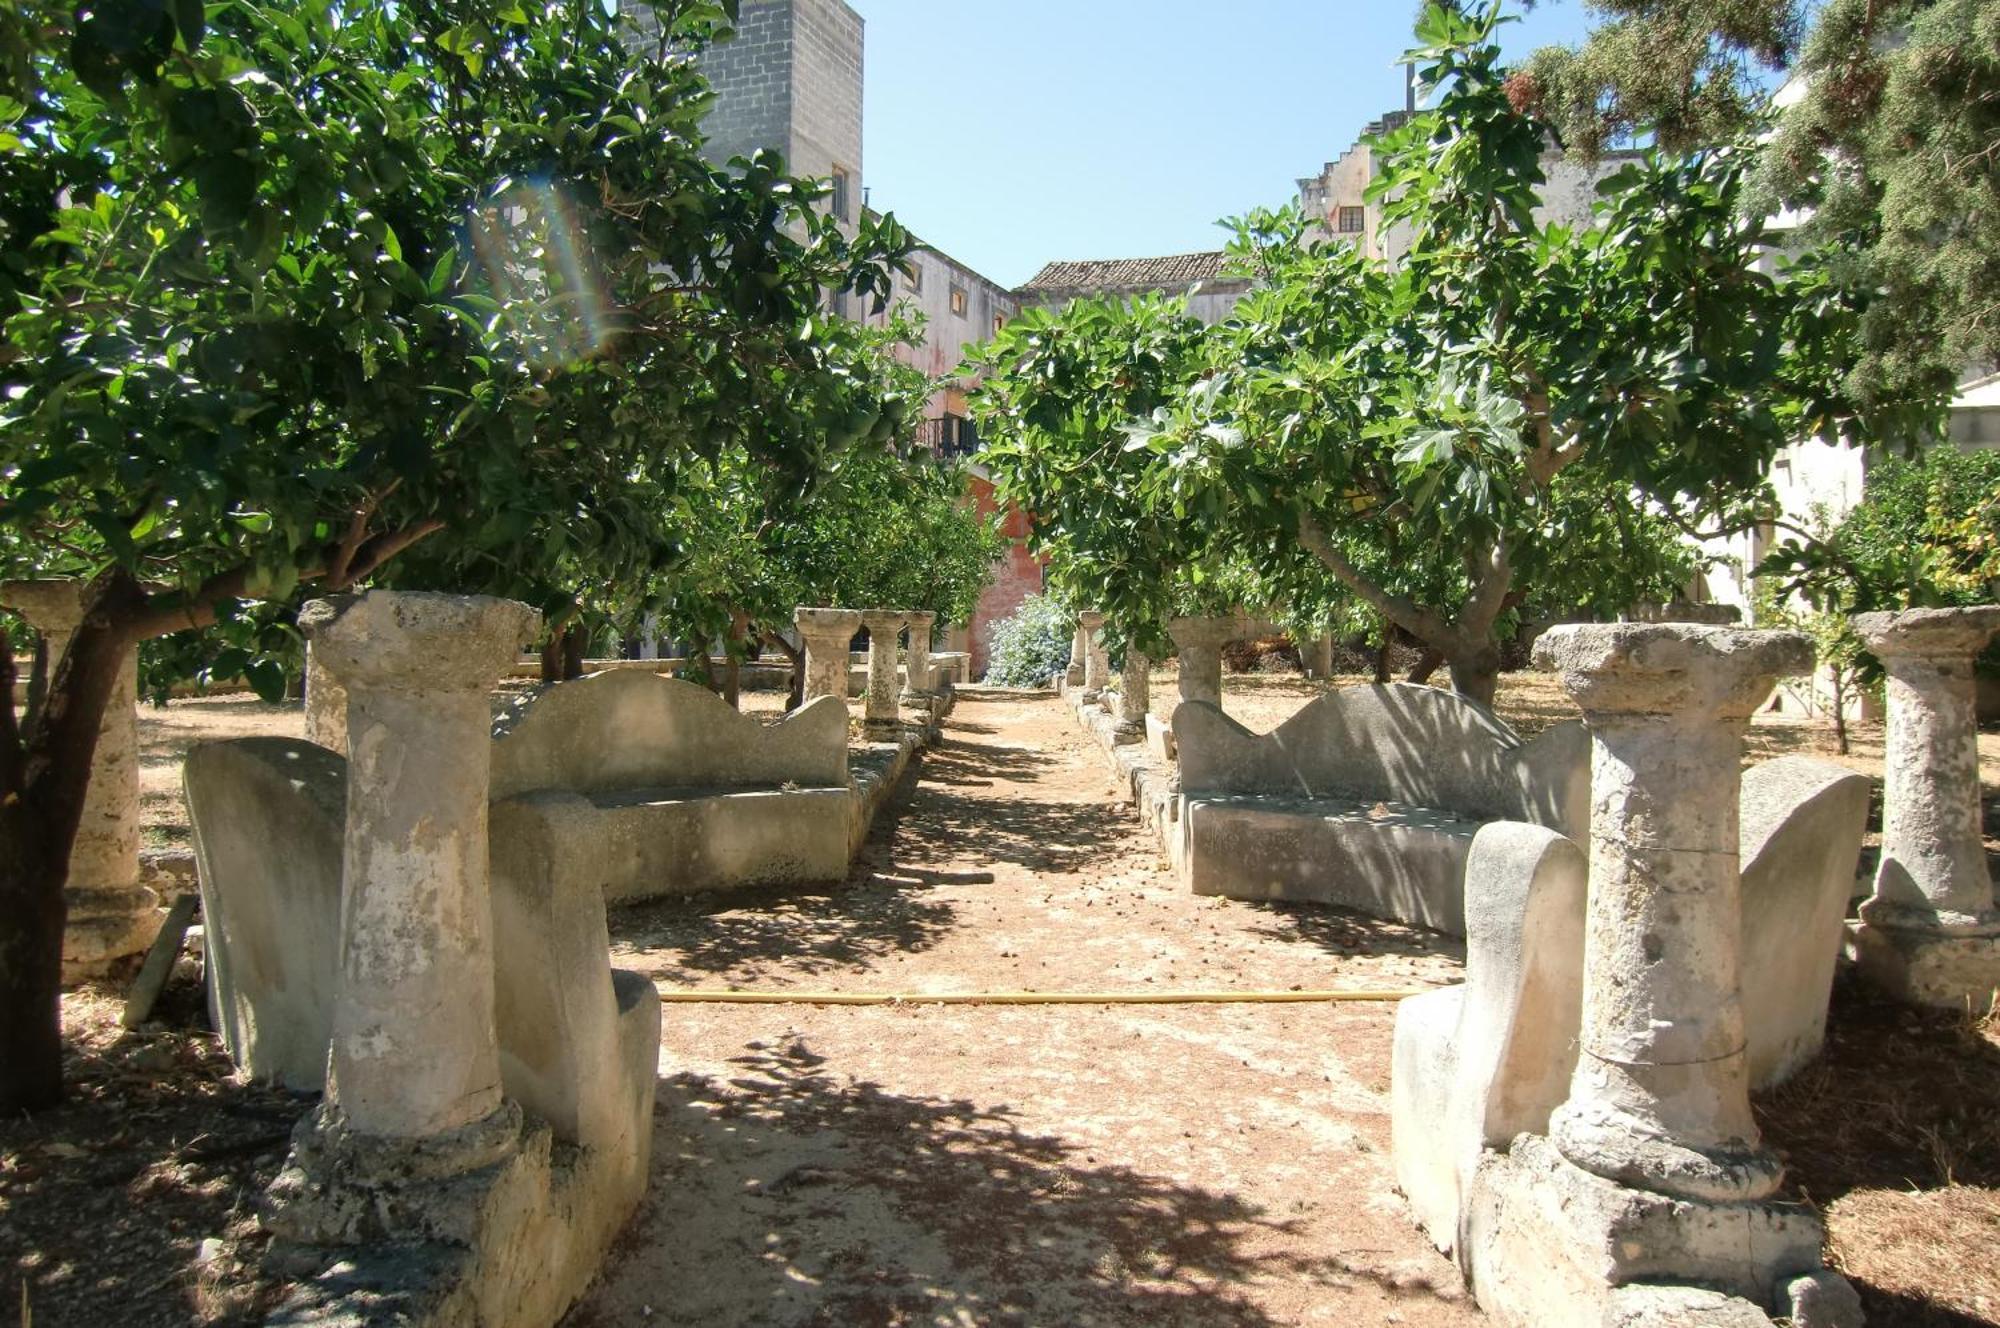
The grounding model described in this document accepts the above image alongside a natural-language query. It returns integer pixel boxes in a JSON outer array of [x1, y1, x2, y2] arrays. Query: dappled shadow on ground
[[895, 745, 1131, 875], [572, 1037, 1459, 1328], [1237, 901, 1466, 967], [608, 758, 969, 985], [1756, 976, 2000, 1326]]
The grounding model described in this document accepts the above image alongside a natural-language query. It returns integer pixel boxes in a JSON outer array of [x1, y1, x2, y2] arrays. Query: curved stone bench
[[185, 736, 659, 1157], [1174, 684, 1591, 936], [1390, 756, 1870, 1258], [489, 672, 853, 904]]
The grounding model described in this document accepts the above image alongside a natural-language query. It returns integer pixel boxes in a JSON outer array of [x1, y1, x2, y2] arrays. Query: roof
[[1019, 251, 1237, 293]]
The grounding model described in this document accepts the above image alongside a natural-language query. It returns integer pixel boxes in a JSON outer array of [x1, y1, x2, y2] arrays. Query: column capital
[[300, 591, 539, 694], [903, 609, 937, 632], [1076, 609, 1106, 631], [1854, 605, 2000, 663], [1167, 614, 1239, 652], [0, 577, 87, 637], [1533, 623, 1810, 722], [794, 606, 862, 638], [859, 608, 907, 633]]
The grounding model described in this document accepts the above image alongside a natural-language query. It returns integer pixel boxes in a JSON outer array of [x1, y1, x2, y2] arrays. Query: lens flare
[[463, 179, 613, 368]]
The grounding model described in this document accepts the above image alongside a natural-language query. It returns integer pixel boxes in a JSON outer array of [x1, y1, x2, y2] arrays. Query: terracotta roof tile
[[1019, 251, 1236, 293]]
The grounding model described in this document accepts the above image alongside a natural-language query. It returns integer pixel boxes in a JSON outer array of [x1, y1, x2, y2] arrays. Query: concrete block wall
[[697, 1, 798, 170], [787, 0, 863, 209]]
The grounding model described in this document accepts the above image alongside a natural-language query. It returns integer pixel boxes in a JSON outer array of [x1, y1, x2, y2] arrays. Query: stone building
[[1295, 106, 1640, 264]]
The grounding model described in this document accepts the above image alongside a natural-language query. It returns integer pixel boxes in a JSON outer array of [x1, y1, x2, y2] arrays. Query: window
[[1337, 206, 1366, 234], [830, 166, 852, 223], [992, 312, 1007, 335], [906, 262, 923, 293], [949, 284, 967, 318]]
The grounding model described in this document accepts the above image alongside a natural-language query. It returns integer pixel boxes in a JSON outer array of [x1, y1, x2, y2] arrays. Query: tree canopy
[[1518, 0, 2000, 408], [0, 0, 914, 1110]]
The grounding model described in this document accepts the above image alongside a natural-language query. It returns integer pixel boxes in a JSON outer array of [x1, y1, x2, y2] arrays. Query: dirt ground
[[580, 689, 1474, 1328], [9, 667, 1997, 1326]]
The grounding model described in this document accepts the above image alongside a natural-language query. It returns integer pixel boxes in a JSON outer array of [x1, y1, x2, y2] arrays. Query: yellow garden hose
[[650, 986, 1429, 1006]]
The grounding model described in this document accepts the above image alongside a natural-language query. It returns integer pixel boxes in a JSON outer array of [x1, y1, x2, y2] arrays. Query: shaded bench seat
[[1183, 793, 1488, 934], [491, 782, 852, 908], [487, 671, 854, 904], [1175, 684, 1590, 937]]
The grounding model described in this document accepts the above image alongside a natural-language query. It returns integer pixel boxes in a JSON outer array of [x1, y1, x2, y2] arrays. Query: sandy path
[[572, 690, 1480, 1328]]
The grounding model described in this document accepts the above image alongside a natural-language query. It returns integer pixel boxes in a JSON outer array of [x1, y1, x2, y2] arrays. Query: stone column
[[1113, 649, 1150, 743], [0, 579, 157, 980], [795, 607, 861, 705], [861, 609, 905, 739], [1304, 634, 1335, 680], [1066, 622, 1086, 687], [298, 590, 539, 1151], [302, 639, 348, 755], [900, 610, 937, 703], [1078, 610, 1110, 703], [1850, 605, 2000, 1007], [1167, 615, 1237, 709], [1535, 623, 1812, 1203]]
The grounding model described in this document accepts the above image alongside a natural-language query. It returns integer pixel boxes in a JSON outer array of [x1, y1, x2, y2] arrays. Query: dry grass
[[1758, 981, 2000, 1326]]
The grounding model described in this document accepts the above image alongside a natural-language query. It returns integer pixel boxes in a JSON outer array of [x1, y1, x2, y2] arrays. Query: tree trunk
[[0, 807, 68, 1112], [1446, 644, 1503, 708], [0, 591, 137, 1113], [25, 632, 48, 725], [764, 633, 805, 711], [561, 627, 587, 681], [539, 633, 562, 684], [1406, 647, 1445, 685], [1373, 637, 1393, 685], [1831, 673, 1851, 757]]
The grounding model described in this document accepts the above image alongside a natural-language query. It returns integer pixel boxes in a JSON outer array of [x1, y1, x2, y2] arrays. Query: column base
[[1848, 919, 2000, 1011], [863, 718, 902, 742], [61, 884, 162, 983], [897, 688, 933, 706], [1110, 718, 1145, 745], [1551, 1096, 1785, 1203], [1464, 1135, 1849, 1328], [264, 1099, 523, 1247]]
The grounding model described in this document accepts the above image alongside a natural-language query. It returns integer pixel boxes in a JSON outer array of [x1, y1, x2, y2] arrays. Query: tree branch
[[1295, 510, 1460, 648], [123, 518, 448, 642]]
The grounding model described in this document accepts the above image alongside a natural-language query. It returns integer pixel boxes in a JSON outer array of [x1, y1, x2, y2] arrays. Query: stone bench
[[1391, 755, 1870, 1259], [1174, 684, 1591, 936], [188, 671, 852, 1093], [488, 671, 853, 904]]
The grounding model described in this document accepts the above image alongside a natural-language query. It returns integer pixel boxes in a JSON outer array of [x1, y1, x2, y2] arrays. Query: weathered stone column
[[0, 579, 157, 980], [302, 639, 348, 755], [1850, 605, 2000, 1007], [1535, 623, 1812, 1203], [861, 609, 905, 739], [1167, 615, 1237, 709], [1066, 621, 1086, 687], [1078, 610, 1110, 703], [1303, 634, 1335, 680], [900, 610, 937, 702], [795, 606, 861, 705], [1113, 648, 1150, 743], [298, 590, 538, 1150]]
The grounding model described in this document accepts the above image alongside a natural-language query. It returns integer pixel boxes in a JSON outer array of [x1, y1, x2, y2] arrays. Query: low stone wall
[[1061, 684, 1185, 871]]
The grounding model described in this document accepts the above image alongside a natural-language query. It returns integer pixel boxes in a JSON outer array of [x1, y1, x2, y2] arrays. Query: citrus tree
[[0, 0, 911, 1111]]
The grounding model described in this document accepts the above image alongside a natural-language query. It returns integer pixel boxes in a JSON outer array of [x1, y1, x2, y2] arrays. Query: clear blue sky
[[852, 1, 1599, 287]]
